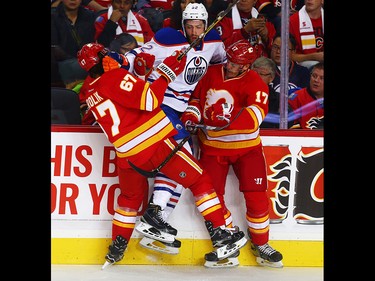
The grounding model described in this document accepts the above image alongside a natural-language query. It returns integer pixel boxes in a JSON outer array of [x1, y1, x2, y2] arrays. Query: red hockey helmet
[[77, 43, 108, 71], [226, 39, 257, 65]]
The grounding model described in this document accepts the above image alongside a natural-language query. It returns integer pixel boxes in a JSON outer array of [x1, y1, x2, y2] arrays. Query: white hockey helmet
[[181, 3, 208, 36]]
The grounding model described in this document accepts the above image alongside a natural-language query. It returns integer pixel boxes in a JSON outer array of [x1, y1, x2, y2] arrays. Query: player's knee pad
[[117, 192, 145, 211], [189, 170, 215, 197], [243, 191, 269, 215]]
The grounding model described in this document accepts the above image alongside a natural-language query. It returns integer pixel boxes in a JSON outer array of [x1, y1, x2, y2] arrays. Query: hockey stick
[[186, 107, 245, 132], [177, 0, 240, 60], [128, 135, 191, 178], [128, 108, 244, 178]]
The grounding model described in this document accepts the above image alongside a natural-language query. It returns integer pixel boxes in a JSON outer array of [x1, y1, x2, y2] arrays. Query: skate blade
[[101, 261, 113, 270], [204, 257, 239, 268], [139, 237, 179, 255], [256, 257, 284, 268], [135, 222, 175, 243], [216, 236, 247, 259]]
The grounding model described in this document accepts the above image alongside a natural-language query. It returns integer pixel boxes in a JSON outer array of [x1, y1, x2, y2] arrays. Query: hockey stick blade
[[127, 136, 190, 178], [177, 0, 240, 60]]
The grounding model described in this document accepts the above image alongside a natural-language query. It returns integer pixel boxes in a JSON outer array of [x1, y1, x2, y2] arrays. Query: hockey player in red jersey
[[288, 62, 324, 129], [76, 43, 247, 269], [181, 39, 284, 268], [125, 2, 228, 255]]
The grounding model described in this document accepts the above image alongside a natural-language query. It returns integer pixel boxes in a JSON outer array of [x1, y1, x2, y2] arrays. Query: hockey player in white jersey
[[121, 3, 241, 267]]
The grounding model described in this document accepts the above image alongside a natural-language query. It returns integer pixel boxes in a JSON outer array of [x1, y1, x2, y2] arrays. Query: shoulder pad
[[154, 27, 187, 45]]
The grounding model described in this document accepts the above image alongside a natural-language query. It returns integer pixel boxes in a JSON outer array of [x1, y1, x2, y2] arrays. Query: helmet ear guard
[[181, 3, 208, 36], [225, 39, 258, 66], [77, 43, 108, 72]]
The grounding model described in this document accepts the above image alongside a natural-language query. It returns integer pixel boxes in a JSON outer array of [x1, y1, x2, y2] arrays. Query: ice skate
[[101, 235, 128, 270], [135, 203, 177, 243], [139, 236, 181, 255], [204, 221, 247, 263], [250, 241, 283, 268], [204, 250, 240, 268]]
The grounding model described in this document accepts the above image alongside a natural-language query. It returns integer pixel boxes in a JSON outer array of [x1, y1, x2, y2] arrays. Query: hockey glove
[[102, 51, 129, 72], [134, 52, 155, 80], [181, 105, 202, 133], [205, 101, 234, 127], [157, 50, 187, 83]]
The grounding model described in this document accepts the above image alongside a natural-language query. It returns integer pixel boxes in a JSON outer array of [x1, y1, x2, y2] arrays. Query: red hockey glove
[[181, 105, 201, 133], [102, 51, 129, 72], [157, 50, 187, 83], [205, 101, 234, 127], [134, 52, 155, 79]]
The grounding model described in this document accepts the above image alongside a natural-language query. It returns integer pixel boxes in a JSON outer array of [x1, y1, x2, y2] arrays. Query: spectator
[[289, 0, 324, 69], [94, 0, 154, 47], [136, 0, 166, 33], [181, 39, 283, 268], [269, 33, 310, 95], [162, 0, 197, 29], [201, 0, 229, 25], [109, 32, 138, 54], [51, 0, 108, 12], [215, 0, 276, 57], [51, 0, 97, 85], [76, 42, 247, 269], [51, 50, 65, 87], [255, 0, 304, 32], [251, 56, 293, 128], [288, 62, 324, 129]]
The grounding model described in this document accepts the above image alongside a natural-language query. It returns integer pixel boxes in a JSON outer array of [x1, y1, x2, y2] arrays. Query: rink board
[[51, 126, 324, 266], [51, 238, 323, 266]]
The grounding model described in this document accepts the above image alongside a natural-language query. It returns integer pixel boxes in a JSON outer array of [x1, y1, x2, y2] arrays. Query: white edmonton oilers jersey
[[125, 27, 227, 113]]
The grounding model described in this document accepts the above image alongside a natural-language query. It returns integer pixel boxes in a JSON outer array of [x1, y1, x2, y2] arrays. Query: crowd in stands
[[51, 0, 324, 129]]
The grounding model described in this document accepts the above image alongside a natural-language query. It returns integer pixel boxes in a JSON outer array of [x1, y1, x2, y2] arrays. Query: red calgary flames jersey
[[84, 68, 177, 168], [190, 64, 269, 156]]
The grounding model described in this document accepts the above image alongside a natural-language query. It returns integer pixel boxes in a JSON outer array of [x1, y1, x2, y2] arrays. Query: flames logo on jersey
[[184, 56, 208, 85], [202, 89, 234, 120]]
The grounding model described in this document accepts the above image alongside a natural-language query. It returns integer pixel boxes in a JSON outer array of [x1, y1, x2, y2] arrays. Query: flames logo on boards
[[294, 148, 324, 222], [268, 155, 292, 221], [184, 56, 208, 85]]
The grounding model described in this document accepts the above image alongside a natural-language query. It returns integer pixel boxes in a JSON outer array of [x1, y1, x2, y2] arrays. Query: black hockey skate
[[139, 236, 182, 255], [101, 235, 128, 270], [247, 229, 283, 268], [135, 203, 177, 243], [204, 249, 240, 268], [204, 221, 247, 264], [250, 242, 283, 268]]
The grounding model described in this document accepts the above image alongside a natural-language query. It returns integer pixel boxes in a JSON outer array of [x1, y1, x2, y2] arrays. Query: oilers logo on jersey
[[184, 56, 208, 85]]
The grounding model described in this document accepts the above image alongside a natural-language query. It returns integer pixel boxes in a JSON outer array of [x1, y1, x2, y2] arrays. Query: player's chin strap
[[177, 0, 240, 61], [127, 107, 244, 178]]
